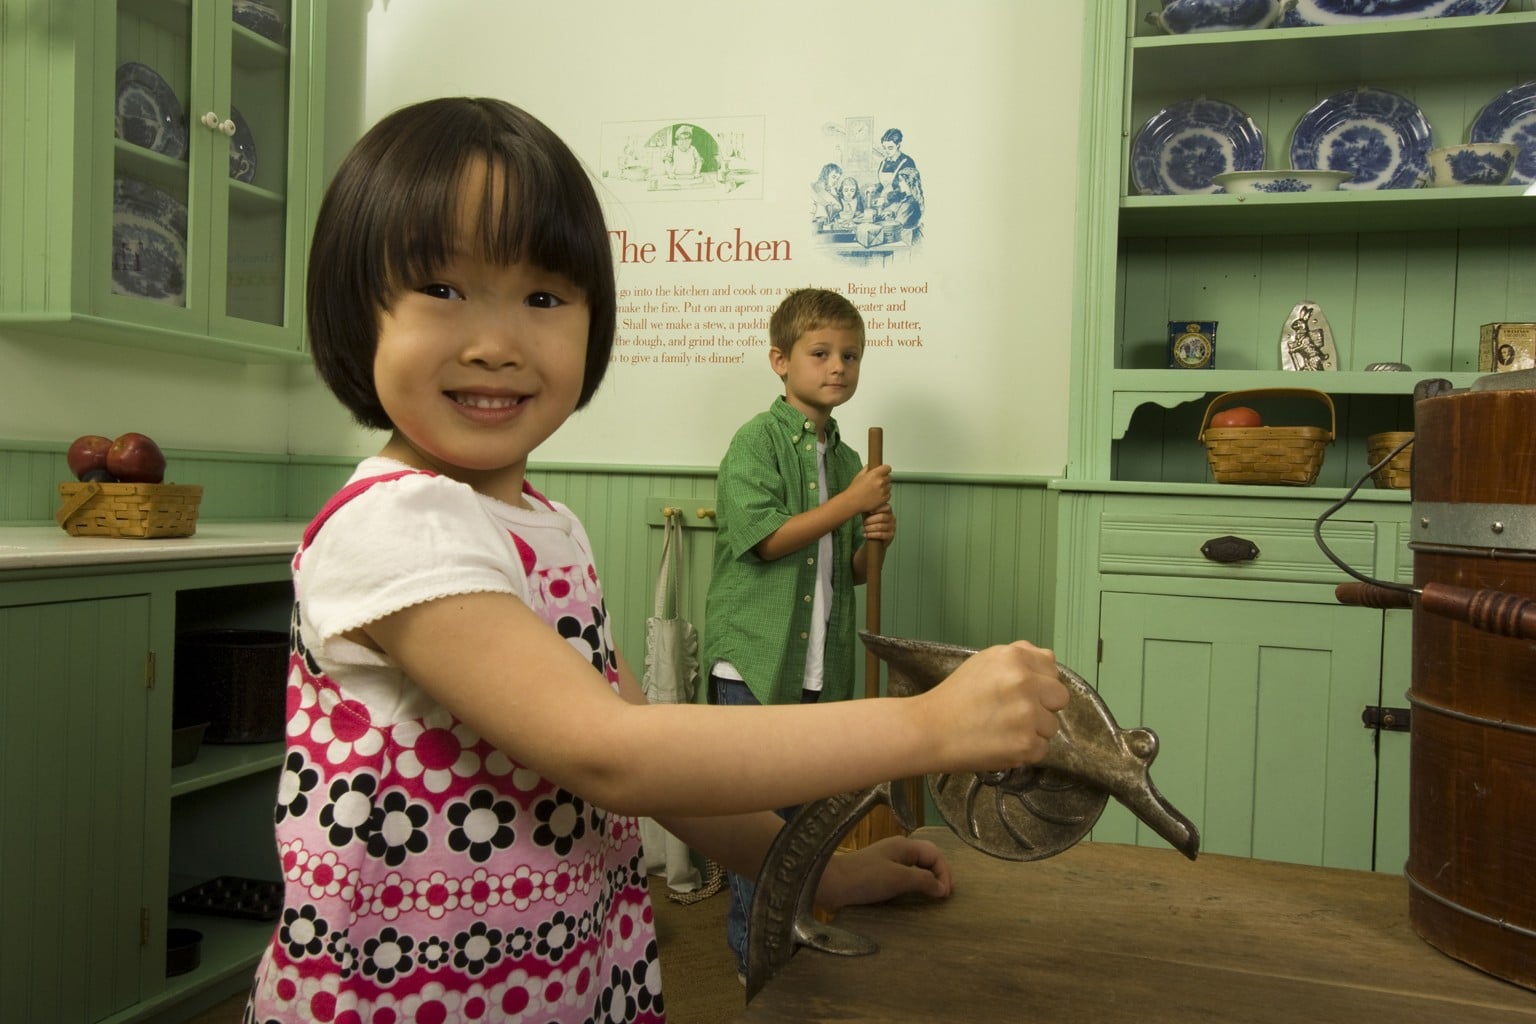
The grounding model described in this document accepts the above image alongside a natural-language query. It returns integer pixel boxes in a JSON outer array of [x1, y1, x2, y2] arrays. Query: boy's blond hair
[[769, 288, 866, 355]]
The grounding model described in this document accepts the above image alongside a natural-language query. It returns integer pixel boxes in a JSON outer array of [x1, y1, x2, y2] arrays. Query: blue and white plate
[[1131, 99, 1265, 195], [227, 105, 258, 183], [1151, 0, 1290, 33], [1290, 88, 1432, 190], [1282, 0, 1504, 26], [1470, 81, 1536, 185], [115, 62, 186, 159], [112, 178, 188, 304], [232, 0, 288, 44]]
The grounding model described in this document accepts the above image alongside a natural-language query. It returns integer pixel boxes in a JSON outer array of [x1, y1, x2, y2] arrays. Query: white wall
[[288, 0, 1086, 476], [0, 325, 292, 452], [3, 2, 1084, 476]]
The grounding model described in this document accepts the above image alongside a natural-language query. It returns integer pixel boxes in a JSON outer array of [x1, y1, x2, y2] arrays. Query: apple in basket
[[67, 434, 115, 480], [106, 432, 167, 484], [1210, 407, 1264, 429]]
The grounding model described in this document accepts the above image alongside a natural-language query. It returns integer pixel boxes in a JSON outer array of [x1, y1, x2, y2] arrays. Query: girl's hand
[[815, 835, 953, 914], [861, 503, 896, 544], [924, 642, 1070, 773]]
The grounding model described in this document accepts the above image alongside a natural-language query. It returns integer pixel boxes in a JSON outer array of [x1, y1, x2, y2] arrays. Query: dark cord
[[1312, 434, 1417, 594]]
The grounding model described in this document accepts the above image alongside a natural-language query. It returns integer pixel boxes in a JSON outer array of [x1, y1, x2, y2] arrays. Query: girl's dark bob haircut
[[307, 97, 616, 430]]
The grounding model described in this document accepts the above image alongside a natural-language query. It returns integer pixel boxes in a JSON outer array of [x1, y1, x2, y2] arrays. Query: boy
[[703, 287, 895, 980]]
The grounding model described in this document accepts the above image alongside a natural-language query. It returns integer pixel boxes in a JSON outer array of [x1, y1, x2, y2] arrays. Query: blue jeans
[[712, 675, 819, 975]]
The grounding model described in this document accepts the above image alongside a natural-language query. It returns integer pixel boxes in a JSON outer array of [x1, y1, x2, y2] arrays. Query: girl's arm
[[361, 590, 1065, 820], [609, 652, 954, 908]]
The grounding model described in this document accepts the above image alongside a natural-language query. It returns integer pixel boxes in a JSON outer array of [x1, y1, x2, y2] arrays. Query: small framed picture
[[1168, 321, 1217, 370]]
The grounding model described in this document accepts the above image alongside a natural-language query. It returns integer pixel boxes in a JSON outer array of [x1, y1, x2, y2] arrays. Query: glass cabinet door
[[103, 0, 305, 353], [110, 0, 196, 317], [219, 0, 294, 333]]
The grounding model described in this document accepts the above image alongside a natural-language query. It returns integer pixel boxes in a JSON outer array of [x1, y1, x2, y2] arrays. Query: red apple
[[67, 434, 115, 480], [1210, 407, 1264, 429], [106, 432, 167, 484]]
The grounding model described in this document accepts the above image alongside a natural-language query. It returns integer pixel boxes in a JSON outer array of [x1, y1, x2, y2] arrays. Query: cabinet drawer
[[1099, 509, 1376, 584]]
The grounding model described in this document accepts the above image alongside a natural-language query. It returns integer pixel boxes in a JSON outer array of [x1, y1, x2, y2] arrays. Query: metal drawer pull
[[1201, 535, 1259, 563]]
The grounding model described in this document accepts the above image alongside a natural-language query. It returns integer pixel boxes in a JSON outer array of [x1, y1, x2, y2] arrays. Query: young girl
[[246, 97, 1067, 1023]]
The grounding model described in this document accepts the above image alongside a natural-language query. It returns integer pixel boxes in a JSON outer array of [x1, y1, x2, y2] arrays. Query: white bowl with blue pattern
[[1212, 170, 1353, 194], [1425, 143, 1521, 187]]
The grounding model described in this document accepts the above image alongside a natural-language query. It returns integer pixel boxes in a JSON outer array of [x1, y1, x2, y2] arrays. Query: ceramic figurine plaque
[[1280, 301, 1337, 371]]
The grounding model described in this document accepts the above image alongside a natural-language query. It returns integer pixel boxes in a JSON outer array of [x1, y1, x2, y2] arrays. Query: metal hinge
[[145, 650, 156, 690], [140, 907, 150, 946], [1362, 705, 1411, 732], [1097, 638, 1103, 664]]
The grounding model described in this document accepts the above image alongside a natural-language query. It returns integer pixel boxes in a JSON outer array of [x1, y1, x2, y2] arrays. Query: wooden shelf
[[1108, 369, 1482, 396], [170, 741, 283, 797], [1130, 14, 1536, 91], [1121, 187, 1536, 238]]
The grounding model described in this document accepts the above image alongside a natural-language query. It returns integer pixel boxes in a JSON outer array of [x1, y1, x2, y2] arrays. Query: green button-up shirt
[[704, 397, 866, 705]]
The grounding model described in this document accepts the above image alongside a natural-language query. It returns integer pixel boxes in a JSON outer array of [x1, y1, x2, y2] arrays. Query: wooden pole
[[863, 427, 884, 700], [846, 427, 916, 848]]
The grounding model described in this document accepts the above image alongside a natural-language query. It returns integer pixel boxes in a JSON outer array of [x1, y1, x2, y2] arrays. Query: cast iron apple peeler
[[743, 631, 1201, 1002]]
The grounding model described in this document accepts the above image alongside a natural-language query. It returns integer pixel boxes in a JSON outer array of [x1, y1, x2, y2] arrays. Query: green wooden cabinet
[[1095, 591, 1383, 868], [0, 554, 293, 1023], [1070, 2, 1536, 486], [0, 0, 323, 360], [1055, 489, 1412, 871], [0, 596, 153, 1021], [1057, 2, 1535, 872]]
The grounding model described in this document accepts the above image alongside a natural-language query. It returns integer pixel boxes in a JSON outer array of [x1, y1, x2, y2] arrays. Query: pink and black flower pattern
[[248, 498, 661, 1024]]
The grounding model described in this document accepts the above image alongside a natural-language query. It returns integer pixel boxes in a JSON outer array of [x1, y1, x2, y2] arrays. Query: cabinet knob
[[200, 111, 237, 136], [1201, 535, 1259, 564]]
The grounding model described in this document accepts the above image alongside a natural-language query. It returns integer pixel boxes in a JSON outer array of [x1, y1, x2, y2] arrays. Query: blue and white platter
[[1149, 0, 1290, 33], [1470, 81, 1536, 186], [1282, 0, 1505, 26], [115, 62, 186, 159], [112, 178, 188, 304], [232, 0, 288, 44], [228, 105, 258, 183], [1290, 88, 1432, 190], [1131, 98, 1265, 196]]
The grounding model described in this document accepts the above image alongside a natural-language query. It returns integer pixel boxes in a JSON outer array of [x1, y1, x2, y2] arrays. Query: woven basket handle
[[1198, 387, 1336, 441], [55, 482, 101, 526]]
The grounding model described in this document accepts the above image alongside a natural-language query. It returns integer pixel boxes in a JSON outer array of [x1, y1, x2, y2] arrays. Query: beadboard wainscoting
[[3, 441, 1058, 700]]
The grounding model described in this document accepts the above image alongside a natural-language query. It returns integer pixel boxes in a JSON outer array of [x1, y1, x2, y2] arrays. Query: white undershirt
[[801, 439, 833, 692]]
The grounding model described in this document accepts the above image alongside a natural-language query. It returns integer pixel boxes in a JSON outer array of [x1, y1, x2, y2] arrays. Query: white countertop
[[0, 521, 305, 570]]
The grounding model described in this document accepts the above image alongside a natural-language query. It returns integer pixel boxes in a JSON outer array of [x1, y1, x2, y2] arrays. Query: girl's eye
[[419, 282, 464, 301], [526, 291, 566, 309]]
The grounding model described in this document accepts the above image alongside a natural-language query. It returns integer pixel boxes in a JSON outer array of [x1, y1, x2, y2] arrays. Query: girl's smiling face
[[373, 160, 589, 505]]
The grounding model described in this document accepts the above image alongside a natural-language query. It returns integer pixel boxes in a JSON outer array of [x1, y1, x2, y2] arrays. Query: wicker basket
[[1367, 431, 1414, 490], [1198, 388, 1335, 486], [56, 481, 203, 538]]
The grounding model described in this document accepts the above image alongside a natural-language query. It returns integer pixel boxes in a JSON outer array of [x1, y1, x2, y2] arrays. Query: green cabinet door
[[0, 596, 152, 1021], [0, 0, 321, 360], [1095, 591, 1384, 871]]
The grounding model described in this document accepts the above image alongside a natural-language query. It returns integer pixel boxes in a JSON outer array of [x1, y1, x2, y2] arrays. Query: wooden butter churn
[[1338, 376, 1536, 990]]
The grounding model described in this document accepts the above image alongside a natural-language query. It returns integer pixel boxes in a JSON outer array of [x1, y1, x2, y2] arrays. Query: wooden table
[[737, 827, 1536, 1023]]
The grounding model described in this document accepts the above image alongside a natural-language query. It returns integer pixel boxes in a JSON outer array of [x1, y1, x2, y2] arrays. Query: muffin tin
[[169, 875, 282, 921]]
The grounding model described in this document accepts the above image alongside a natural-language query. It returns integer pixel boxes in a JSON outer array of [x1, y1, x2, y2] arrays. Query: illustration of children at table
[[811, 119, 924, 259]]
